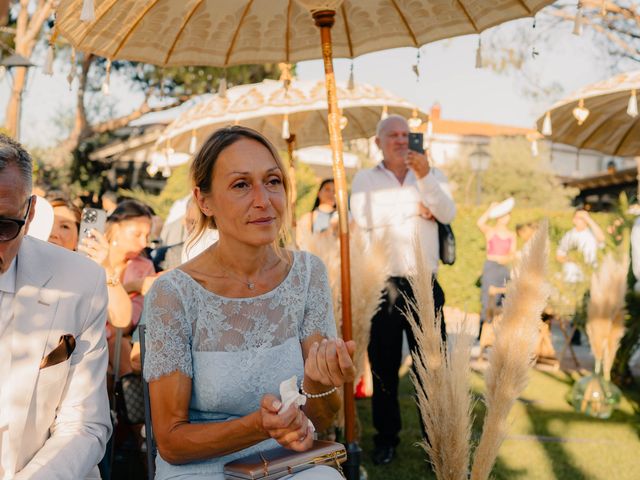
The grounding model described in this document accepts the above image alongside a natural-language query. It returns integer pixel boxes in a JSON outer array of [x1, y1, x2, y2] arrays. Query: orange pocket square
[[39, 334, 76, 369]]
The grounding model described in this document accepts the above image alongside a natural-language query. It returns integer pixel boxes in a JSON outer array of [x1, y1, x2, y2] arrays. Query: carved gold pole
[[312, 9, 360, 480]]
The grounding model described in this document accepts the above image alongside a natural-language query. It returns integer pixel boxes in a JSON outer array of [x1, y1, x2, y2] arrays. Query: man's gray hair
[[376, 114, 409, 138], [0, 134, 33, 192]]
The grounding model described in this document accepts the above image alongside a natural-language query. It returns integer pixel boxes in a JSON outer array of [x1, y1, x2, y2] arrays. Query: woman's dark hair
[[107, 199, 153, 224], [188, 125, 291, 249], [312, 178, 335, 211]]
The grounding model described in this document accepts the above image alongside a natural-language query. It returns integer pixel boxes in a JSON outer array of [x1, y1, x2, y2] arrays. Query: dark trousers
[[368, 276, 446, 448]]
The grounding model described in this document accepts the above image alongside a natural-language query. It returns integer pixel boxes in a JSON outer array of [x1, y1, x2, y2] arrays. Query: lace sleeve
[[300, 253, 337, 341], [142, 273, 193, 382]]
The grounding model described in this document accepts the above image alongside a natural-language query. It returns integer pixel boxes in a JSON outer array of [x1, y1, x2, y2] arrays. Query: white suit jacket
[[3, 236, 111, 479]]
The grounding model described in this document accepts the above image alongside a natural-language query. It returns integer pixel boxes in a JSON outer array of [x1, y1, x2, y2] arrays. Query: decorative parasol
[[56, 1, 556, 476], [157, 78, 426, 154], [537, 70, 640, 157]]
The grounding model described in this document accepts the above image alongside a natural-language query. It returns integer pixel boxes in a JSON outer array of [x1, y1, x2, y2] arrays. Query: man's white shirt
[[0, 258, 17, 478], [350, 164, 456, 277]]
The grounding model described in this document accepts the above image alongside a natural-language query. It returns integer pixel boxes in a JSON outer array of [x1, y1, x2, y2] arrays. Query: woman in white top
[[142, 126, 355, 479]]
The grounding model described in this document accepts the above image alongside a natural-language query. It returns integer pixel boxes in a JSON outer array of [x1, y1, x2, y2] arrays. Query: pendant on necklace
[[247, 282, 255, 290]]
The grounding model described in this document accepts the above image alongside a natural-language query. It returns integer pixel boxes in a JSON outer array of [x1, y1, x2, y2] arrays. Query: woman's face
[[111, 216, 152, 259], [48, 205, 79, 251], [317, 181, 335, 208], [197, 138, 286, 248]]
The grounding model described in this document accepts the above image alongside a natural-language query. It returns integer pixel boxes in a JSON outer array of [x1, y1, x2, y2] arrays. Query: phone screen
[[408, 132, 424, 153]]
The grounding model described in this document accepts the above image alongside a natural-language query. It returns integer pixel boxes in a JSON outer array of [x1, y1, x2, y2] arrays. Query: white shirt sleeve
[[415, 168, 456, 224]]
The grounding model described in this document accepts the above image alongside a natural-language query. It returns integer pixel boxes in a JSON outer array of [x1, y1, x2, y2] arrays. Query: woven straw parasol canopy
[[157, 79, 427, 153], [536, 71, 640, 157], [56, 0, 553, 66]]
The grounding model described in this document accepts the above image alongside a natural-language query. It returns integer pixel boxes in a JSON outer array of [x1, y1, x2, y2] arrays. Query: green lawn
[[356, 369, 640, 479]]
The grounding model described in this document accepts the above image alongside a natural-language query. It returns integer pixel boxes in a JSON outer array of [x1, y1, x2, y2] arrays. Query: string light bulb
[[101, 59, 112, 96], [572, 98, 590, 125], [627, 89, 638, 118]]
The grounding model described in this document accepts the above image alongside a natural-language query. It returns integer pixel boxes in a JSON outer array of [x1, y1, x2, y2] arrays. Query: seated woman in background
[[79, 199, 157, 376], [143, 126, 354, 479], [476, 198, 517, 339], [48, 196, 81, 251], [296, 178, 336, 249]]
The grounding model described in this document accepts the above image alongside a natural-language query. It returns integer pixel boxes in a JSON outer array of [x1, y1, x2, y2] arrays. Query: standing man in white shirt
[[350, 115, 456, 466], [0, 134, 111, 479]]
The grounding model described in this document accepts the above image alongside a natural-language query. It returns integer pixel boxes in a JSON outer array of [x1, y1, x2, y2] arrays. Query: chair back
[[138, 324, 157, 480]]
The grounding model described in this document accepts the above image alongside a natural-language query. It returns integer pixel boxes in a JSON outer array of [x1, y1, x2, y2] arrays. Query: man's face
[[0, 164, 34, 274], [376, 117, 409, 168]]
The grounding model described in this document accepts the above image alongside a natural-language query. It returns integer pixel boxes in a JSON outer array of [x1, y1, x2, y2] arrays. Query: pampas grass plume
[[470, 220, 550, 480], [405, 241, 474, 480]]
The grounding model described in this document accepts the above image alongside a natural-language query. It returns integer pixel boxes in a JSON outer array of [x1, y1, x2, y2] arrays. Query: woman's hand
[[304, 338, 356, 388], [77, 229, 111, 270], [259, 395, 314, 452]]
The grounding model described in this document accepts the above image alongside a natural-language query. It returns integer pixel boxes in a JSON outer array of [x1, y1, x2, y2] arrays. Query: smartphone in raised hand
[[78, 207, 107, 254], [408, 132, 424, 154]]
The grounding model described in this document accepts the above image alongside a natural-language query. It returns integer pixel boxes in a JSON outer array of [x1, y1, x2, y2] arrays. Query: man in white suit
[[0, 135, 111, 479]]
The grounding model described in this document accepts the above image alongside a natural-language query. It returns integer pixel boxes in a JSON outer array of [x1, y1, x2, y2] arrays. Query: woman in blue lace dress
[[142, 126, 355, 479]]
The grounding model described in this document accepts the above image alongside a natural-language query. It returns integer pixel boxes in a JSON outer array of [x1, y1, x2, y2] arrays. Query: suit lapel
[[7, 237, 58, 474]]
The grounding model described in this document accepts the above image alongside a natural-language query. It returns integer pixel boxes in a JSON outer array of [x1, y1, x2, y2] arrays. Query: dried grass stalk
[[404, 242, 474, 480], [586, 253, 628, 379], [302, 228, 388, 382], [470, 221, 550, 480]]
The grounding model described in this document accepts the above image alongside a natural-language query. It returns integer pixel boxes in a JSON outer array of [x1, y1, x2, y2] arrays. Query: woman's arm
[[300, 334, 356, 431], [150, 372, 315, 465], [476, 203, 497, 235]]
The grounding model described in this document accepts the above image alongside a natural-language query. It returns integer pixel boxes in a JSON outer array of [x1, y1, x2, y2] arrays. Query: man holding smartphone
[[350, 115, 456, 466]]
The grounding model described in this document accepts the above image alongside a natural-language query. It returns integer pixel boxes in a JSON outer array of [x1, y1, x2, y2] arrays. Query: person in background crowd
[[142, 126, 353, 479], [350, 115, 456, 466], [296, 178, 336, 244], [0, 134, 110, 478], [557, 209, 605, 283], [476, 198, 517, 340], [101, 190, 118, 216], [47, 196, 81, 251], [556, 208, 606, 346], [79, 199, 157, 377]]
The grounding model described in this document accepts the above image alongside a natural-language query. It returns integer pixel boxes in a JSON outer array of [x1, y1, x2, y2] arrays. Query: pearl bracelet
[[300, 383, 338, 399]]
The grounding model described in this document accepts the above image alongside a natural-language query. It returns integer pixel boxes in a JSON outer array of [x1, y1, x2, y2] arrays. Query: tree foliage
[[484, 0, 640, 101], [443, 136, 578, 209]]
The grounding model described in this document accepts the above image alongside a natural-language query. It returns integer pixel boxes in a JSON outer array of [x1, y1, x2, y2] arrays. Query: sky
[[0, 14, 619, 148]]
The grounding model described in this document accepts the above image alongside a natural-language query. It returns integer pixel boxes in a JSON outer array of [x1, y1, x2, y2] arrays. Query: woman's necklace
[[212, 249, 282, 290]]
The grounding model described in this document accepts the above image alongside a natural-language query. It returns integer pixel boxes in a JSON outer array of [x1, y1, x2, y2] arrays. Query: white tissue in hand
[[278, 375, 315, 433], [279, 375, 306, 412]]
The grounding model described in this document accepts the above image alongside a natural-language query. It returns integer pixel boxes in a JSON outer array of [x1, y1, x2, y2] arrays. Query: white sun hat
[[488, 197, 515, 219]]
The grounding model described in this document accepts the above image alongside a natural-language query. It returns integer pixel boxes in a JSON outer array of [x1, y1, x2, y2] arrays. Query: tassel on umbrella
[[67, 48, 76, 90], [627, 89, 638, 118], [475, 37, 483, 69], [43, 43, 54, 76], [218, 71, 227, 98], [189, 130, 198, 154], [80, 0, 96, 22], [101, 59, 112, 96], [573, 2, 583, 36], [281, 113, 290, 139], [542, 111, 552, 136], [347, 61, 355, 90]]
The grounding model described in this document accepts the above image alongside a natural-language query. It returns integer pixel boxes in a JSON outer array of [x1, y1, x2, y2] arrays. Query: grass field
[[356, 369, 640, 480]]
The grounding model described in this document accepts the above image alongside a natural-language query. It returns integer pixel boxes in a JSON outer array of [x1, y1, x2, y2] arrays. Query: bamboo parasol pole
[[312, 9, 359, 478]]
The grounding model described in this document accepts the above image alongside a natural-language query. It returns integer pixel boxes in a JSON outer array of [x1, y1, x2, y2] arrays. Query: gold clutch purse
[[223, 440, 346, 479]]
